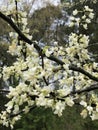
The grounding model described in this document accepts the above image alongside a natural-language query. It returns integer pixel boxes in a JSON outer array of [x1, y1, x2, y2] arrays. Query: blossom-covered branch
[[0, 12, 42, 55], [0, 12, 98, 82]]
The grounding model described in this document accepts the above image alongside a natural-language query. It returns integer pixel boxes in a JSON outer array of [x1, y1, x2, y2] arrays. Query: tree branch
[[48, 55, 98, 82], [64, 83, 98, 98], [48, 55, 64, 65], [76, 83, 98, 94], [69, 65, 98, 82], [10, 105, 36, 118]]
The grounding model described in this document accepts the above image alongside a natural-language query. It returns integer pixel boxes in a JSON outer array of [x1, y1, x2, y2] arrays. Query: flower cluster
[[69, 6, 94, 30], [80, 93, 98, 120], [66, 33, 90, 62], [0, 1, 98, 129]]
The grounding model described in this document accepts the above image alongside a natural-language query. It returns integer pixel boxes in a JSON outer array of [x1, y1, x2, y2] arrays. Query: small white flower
[[69, 22, 74, 27], [73, 9, 78, 15], [13, 105, 19, 114], [93, 62, 98, 69], [66, 97, 74, 107], [82, 15, 86, 19], [75, 18, 80, 24], [80, 109, 87, 118], [80, 100, 87, 107], [57, 88, 70, 97], [83, 24, 87, 30], [89, 12, 94, 19], [45, 49, 52, 57], [36, 95, 46, 107], [87, 106, 93, 114], [84, 6, 93, 12], [84, 6, 89, 11], [70, 16, 75, 21], [23, 106, 30, 113], [53, 101, 65, 116], [91, 112, 98, 120], [85, 18, 91, 23]]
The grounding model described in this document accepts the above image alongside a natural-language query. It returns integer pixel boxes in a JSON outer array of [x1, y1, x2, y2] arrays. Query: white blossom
[[80, 100, 87, 107], [80, 109, 87, 118], [73, 9, 78, 15]]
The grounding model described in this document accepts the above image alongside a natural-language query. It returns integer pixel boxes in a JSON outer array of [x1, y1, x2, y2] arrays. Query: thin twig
[[63, 83, 98, 98], [0, 89, 10, 93], [41, 55, 49, 85], [10, 105, 36, 118]]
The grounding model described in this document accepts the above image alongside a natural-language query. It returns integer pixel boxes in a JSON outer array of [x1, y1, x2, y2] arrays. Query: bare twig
[[41, 55, 49, 85], [15, 0, 19, 27], [0, 89, 10, 93]]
